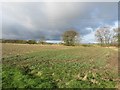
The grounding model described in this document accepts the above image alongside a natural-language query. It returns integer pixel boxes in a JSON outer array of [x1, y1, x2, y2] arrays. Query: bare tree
[[95, 26, 113, 46], [118, 28, 120, 46], [112, 27, 120, 46], [95, 28, 104, 46]]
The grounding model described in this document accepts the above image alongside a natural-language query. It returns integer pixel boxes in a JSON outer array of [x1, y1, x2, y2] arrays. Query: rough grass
[[2, 43, 119, 88], [2, 43, 72, 57]]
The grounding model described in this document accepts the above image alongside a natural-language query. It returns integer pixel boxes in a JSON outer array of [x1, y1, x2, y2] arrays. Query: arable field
[[1, 43, 119, 88]]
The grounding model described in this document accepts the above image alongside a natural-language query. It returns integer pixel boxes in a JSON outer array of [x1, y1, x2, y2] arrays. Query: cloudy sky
[[1, 2, 118, 43]]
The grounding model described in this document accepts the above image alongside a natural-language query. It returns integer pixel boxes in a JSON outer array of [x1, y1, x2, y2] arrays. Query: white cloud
[[81, 27, 96, 43]]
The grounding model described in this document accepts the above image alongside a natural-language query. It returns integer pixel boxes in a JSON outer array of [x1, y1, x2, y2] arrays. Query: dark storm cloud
[[2, 2, 118, 42]]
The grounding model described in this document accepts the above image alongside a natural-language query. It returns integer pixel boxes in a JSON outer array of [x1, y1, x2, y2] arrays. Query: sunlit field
[[2, 43, 119, 88]]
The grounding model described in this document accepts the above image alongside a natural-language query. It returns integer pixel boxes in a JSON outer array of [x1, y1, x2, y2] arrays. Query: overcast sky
[[1, 2, 118, 43]]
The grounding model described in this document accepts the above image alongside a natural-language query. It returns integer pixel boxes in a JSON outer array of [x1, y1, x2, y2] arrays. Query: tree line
[[1, 26, 119, 46], [1, 39, 37, 44], [95, 26, 119, 46]]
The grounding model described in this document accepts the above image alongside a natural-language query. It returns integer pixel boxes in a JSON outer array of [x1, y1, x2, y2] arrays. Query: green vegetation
[[2, 44, 119, 88], [62, 30, 79, 46], [1, 39, 37, 44], [2, 39, 28, 44], [27, 40, 37, 44]]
